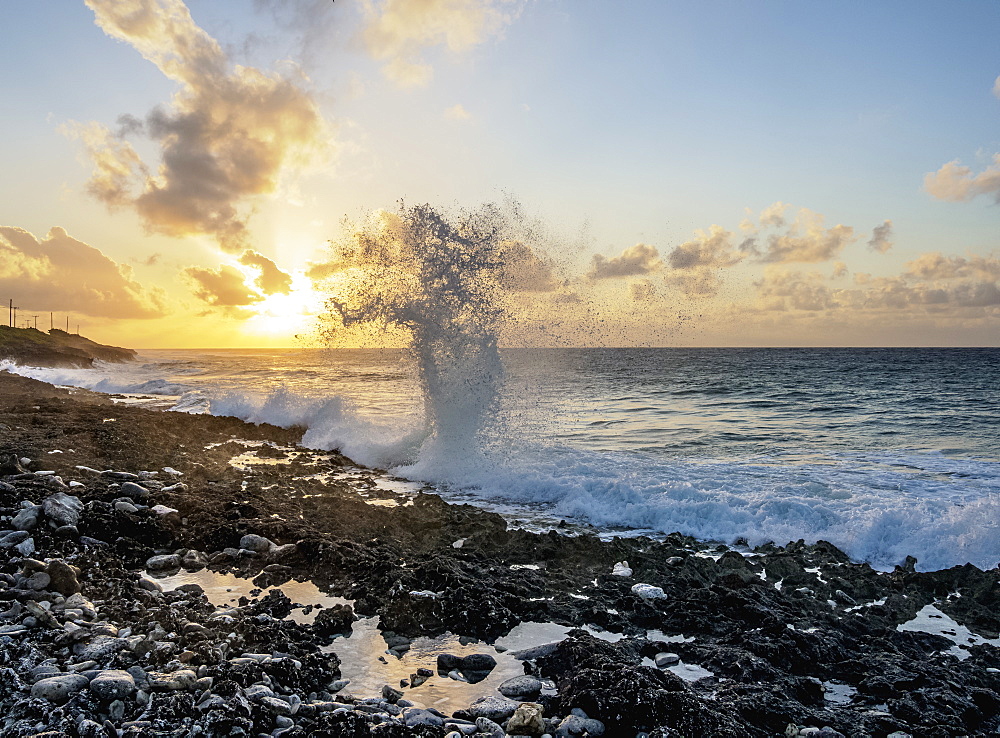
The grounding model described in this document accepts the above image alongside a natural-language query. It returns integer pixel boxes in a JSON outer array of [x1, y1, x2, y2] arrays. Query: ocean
[[3, 346, 998, 572]]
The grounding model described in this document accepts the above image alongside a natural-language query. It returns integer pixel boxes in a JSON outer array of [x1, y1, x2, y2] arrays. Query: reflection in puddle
[[155, 569, 351, 625], [325, 620, 621, 715], [155, 569, 708, 714]]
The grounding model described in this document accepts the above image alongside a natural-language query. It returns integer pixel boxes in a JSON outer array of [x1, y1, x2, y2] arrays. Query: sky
[[0, 0, 998, 348]]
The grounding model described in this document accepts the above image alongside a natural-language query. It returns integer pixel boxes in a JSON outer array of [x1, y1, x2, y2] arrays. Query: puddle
[[154, 569, 351, 625], [822, 680, 857, 704], [897, 604, 1000, 660], [154, 569, 706, 713], [323, 620, 623, 715]]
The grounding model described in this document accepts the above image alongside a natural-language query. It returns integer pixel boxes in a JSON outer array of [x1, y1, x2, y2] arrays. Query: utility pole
[[12, 306, 17, 329], [50, 312, 53, 331], [66, 316, 69, 332], [30, 315, 39, 330]]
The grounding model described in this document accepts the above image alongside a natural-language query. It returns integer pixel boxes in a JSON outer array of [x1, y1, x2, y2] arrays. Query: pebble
[[46, 559, 82, 595], [498, 675, 543, 698], [89, 670, 137, 701], [42, 491, 83, 527], [11, 505, 40, 531], [147, 669, 198, 690], [146, 554, 182, 570], [403, 708, 445, 727], [631, 583, 668, 600], [461, 695, 519, 723], [507, 702, 546, 735], [474, 716, 505, 738], [30, 673, 90, 703], [240, 534, 276, 553], [612, 561, 633, 577], [654, 652, 680, 667]]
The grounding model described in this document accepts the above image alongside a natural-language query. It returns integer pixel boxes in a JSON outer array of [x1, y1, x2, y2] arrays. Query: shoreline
[[1, 371, 999, 736]]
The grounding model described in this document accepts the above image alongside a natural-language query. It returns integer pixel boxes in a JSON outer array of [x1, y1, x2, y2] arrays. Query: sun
[[242, 274, 326, 341]]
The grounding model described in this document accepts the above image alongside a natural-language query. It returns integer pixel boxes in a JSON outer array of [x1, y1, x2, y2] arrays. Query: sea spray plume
[[319, 201, 549, 474]]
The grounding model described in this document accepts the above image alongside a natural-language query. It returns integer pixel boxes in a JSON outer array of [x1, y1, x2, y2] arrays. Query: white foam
[[897, 604, 1000, 660], [5, 347, 1000, 573]]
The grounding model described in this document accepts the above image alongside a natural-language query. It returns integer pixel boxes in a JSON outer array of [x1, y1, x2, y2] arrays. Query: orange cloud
[[587, 243, 662, 280], [184, 264, 261, 307], [0, 226, 165, 319]]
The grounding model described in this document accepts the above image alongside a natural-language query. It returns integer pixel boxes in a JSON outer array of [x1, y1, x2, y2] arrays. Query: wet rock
[[180, 549, 208, 570], [459, 652, 497, 672], [30, 673, 90, 703], [475, 716, 505, 737], [114, 500, 139, 514], [654, 652, 680, 667], [42, 491, 83, 527], [403, 707, 445, 727], [455, 695, 519, 723], [146, 553, 182, 570], [499, 674, 543, 699]]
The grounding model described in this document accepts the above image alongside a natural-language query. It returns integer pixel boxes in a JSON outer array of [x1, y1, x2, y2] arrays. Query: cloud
[[238, 250, 292, 295], [666, 226, 744, 269], [588, 243, 662, 280], [994, 75, 1000, 99], [360, 0, 522, 87], [71, 0, 329, 251], [497, 240, 559, 292], [755, 268, 834, 311], [0, 226, 165, 318], [903, 252, 1000, 281], [444, 103, 472, 121], [759, 208, 856, 263], [924, 154, 1000, 204], [867, 220, 893, 253], [759, 201, 791, 228], [184, 264, 261, 306], [755, 258, 1000, 314]]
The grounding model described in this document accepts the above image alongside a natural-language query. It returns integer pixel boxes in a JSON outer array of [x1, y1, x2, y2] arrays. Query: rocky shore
[[1, 371, 999, 737], [0, 328, 136, 368]]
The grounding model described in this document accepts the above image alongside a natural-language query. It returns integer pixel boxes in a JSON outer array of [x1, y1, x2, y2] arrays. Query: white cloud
[[924, 154, 1000, 204], [360, 0, 523, 87], [759, 208, 856, 263], [444, 103, 472, 121]]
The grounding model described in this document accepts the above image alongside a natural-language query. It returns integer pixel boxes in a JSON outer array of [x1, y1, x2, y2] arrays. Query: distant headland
[[0, 326, 135, 367]]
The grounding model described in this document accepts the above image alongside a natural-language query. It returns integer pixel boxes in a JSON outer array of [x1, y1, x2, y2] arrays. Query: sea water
[[4, 346, 998, 572]]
